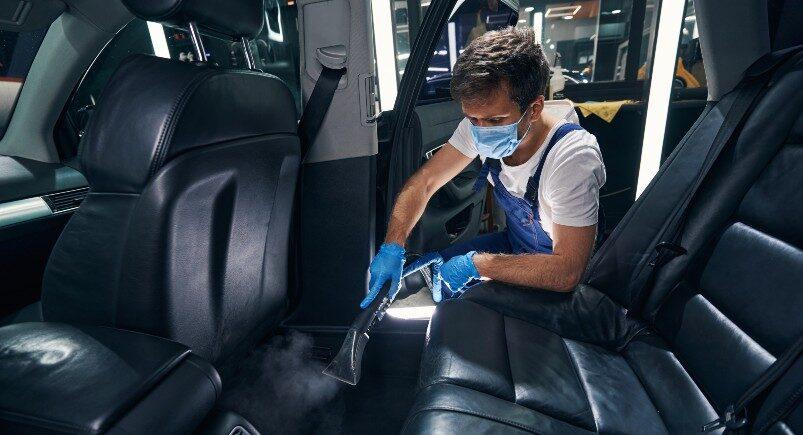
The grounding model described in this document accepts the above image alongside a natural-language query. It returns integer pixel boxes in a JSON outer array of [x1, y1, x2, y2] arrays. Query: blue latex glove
[[402, 252, 444, 302], [361, 243, 406, 309], [439, 251, 481, 298]]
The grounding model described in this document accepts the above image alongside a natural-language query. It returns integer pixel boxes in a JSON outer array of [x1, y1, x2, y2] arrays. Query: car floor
[[218, 329, 419, 434]]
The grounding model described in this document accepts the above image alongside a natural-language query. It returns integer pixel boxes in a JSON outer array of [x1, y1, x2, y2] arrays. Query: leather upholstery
[[78, 55, 296, 194], [413, 285, 671, 434], [40, 54, 300, 363], [0, 322, 220, 433], [404, 53, 803, 433], [121, 0, 265, 39]]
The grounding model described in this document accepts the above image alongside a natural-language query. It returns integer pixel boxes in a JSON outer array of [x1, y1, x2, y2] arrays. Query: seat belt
[[297, 65, 346, 160], [627, 46, 803, 313], [289, 49, 346, 307], [702, 335, 803, 433]]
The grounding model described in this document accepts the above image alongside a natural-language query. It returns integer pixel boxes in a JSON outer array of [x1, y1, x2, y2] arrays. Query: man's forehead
[[461, 90, 517, 118]]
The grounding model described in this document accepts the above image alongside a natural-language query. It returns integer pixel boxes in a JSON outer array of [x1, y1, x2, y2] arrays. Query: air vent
[[42, 187, 89, 213]]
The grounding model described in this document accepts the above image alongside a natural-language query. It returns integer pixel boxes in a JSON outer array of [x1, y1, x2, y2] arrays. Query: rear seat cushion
[[409, 282, 720, 434], [405, 51, 803, 435]]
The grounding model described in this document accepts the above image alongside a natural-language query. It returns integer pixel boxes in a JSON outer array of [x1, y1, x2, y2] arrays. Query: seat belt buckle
[[648, 241, 687, 267], [701, 405, 748, 432]]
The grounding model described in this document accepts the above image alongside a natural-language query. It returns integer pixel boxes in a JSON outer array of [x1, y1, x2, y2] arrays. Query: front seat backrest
[[41, 0, 300, 364]]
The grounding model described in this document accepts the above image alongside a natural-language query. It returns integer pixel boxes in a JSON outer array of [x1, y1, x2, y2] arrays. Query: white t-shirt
[[448, 118, 605, 238]]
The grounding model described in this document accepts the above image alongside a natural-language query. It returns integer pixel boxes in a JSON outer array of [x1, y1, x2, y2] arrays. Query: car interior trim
[[0, 196, 52, 229]]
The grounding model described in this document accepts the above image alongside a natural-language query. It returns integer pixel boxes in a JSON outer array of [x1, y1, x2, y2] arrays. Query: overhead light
[[147, 22, 171, 59], [524, 6, 534, 12], [421, 1, 430, 5], [372, 0, 397, 111], [684, 15, 696, 22], [447, 22, 458, 69], [545, 5, 581, 18], [637, 0, 685, 197], [549, 43, 555, 49], [532, 12, 543, 41], [562, 15, 573, 20], [611, 9, 621, 14], [518, 19, 526, 23]]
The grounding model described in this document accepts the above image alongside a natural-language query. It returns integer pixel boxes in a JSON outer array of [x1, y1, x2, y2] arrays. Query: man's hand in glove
[[439, 251, 481, 298], [361, 243, 406, 309]]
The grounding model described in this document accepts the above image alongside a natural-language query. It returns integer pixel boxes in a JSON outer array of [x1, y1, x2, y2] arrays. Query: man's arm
[[385, 144, 474, 246], [473, 223, 596, 291]]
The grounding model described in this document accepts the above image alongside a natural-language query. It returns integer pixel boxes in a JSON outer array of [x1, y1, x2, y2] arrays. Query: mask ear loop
[[517, 105, 535, 141]]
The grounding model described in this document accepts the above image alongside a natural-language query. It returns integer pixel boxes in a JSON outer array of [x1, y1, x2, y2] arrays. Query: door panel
[[406, 101, 485, 254], [286, 0, 379, 326], [0, 155, 88, 318]]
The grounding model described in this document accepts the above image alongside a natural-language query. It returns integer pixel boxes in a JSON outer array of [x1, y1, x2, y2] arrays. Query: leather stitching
[[619, 350, 671, 432], [407, 405, 543, 434], [149, 69, 217, 179], [501, 315, 517, 401], [560, 338, 598, 432]]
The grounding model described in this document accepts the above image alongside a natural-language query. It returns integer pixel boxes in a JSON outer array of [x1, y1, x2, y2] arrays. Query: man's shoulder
[[549, 126, 603, 165]]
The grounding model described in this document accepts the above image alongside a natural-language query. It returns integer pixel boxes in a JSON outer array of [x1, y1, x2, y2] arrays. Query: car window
[[56, 4, 301, 160], [418, 0, 518, 102], [674, 0, 704, 89], [526, 1, 641, 84], [380, 0, 670, 106], [0, 27, 48, 138]]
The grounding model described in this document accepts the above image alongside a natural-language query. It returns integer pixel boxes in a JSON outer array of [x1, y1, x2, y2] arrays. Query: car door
[[0, 12, 91, 319], [382, 0, 518, 255]]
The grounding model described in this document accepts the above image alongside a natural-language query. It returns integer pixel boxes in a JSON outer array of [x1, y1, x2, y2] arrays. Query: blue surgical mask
[[470, 109, 533, 159]]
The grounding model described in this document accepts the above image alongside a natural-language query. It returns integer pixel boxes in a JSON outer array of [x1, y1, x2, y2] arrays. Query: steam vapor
[[220, 330, 344, 434]]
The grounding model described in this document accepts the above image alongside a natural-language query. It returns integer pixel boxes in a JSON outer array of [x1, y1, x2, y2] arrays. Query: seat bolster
[[622, 333, 719, 433], [419, 299, 516, 400], [402, 383, 595, 435], [462, 282, 646, 349]]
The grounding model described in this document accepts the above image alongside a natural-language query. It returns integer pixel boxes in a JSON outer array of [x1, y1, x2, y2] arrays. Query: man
[[361, 27, 605, 308]]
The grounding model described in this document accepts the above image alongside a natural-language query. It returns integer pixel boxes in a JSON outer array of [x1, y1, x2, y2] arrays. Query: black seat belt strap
[[628, 47, 803, 313], [702, 335, 803, 433], [297, 66, 346, 160]]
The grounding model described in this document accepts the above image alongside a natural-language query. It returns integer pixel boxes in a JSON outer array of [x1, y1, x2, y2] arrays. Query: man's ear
[[530, 96, 546, 120]]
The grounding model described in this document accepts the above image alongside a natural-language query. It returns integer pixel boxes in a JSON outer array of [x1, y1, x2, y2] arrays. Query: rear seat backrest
[[646, 54, 803, 411]]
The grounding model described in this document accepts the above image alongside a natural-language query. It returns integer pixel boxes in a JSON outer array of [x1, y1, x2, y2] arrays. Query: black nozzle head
[[322, 328, 369, 385]]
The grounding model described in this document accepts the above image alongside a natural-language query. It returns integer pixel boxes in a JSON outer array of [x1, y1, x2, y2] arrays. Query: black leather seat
[[0, 322, 221, 434], [11, 0, 300, 365], [403, 52, 803, 433]]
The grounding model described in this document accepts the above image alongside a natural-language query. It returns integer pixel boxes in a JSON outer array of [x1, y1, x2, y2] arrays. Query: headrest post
[[188, 22, 208, 62], [241, 37, 256, 70]]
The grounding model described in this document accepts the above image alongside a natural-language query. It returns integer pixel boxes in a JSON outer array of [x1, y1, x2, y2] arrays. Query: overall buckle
[[701, 405, 748, 432], [648, 241, 688, 267]]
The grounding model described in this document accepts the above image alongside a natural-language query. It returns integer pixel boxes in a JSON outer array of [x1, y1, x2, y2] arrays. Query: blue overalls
[[439, 123, 586, 261]]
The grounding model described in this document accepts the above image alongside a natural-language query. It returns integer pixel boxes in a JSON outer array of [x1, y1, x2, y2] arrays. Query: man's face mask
[[470, 106, 533, 159]]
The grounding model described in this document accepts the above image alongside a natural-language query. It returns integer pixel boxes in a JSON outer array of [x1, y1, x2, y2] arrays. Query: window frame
[[398, 0, 681, 104]]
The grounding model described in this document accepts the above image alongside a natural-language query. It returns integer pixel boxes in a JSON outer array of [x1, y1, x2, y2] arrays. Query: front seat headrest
[[121, 0, 265, 39]]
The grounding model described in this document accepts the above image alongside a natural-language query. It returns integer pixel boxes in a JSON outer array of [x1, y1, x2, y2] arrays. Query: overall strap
[[524, 123, 585, 201], [473, 158, 502, 192]]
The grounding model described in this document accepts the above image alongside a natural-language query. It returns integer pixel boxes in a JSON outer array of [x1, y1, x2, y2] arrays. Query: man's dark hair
[[450, 27, 550, 112]]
